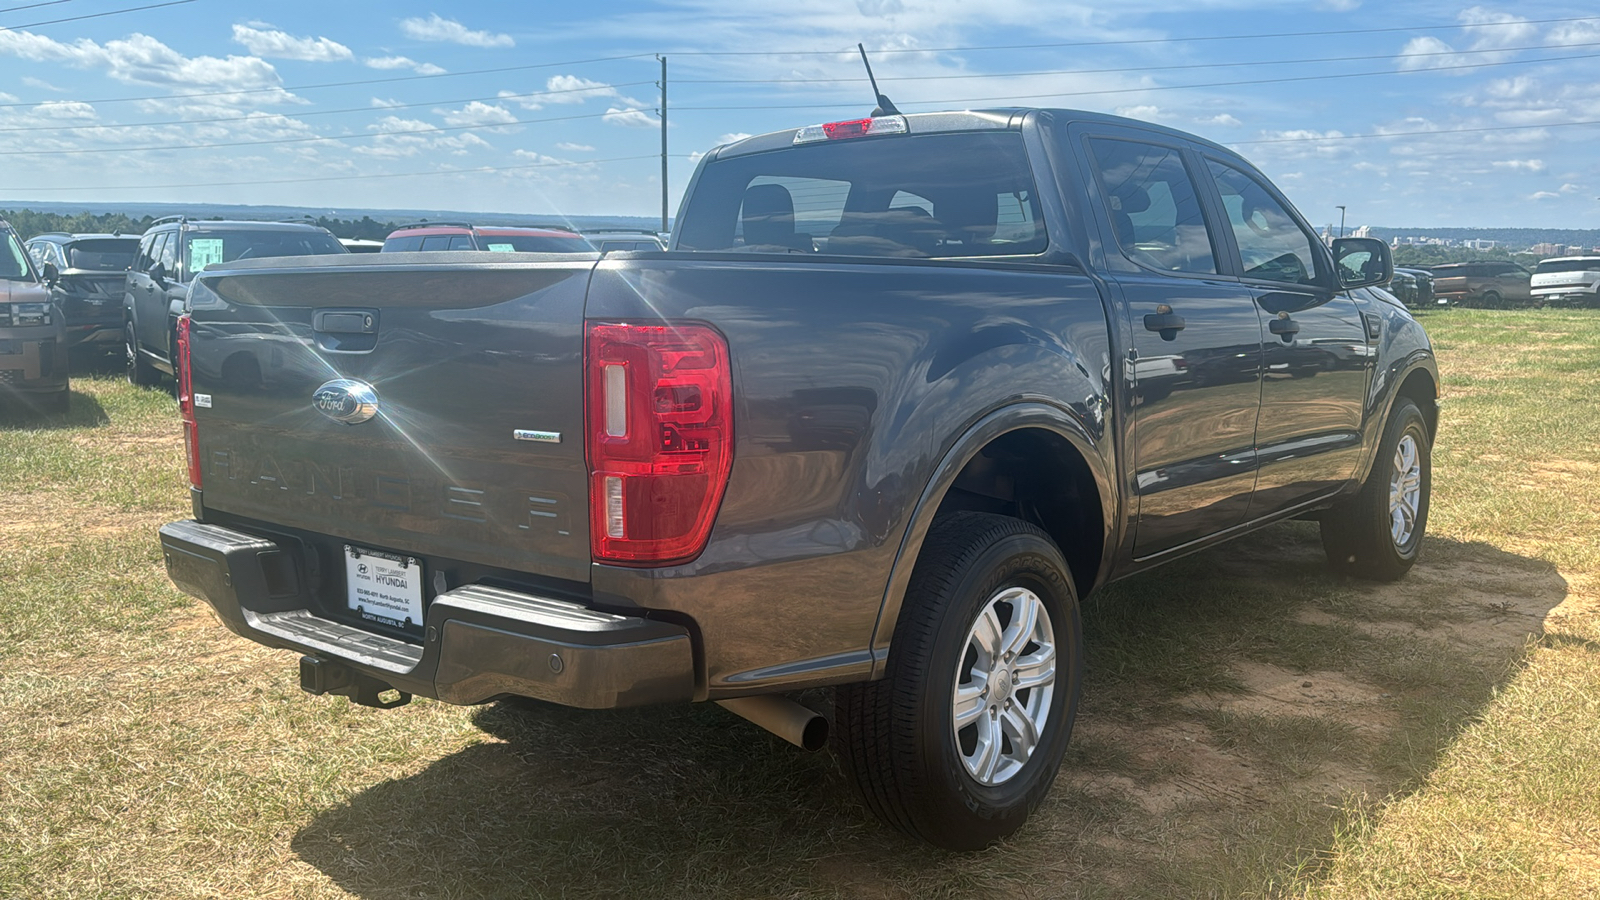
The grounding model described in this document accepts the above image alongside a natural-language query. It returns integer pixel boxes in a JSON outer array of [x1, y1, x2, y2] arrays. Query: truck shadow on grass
[[0, 390, 110, 430], [291, 522, 1566, 900]]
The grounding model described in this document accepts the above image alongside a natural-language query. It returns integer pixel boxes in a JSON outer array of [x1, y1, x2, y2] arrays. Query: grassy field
[[1, 309, 1597, 899]]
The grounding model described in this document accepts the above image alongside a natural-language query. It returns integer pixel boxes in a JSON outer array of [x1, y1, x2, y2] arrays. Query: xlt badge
[[312, 379, 379, 425]]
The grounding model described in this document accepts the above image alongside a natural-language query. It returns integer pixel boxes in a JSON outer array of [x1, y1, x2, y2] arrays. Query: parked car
[[125, 218, 346, 387], [1387, 266, 1439, 308], [380, 222, 596, 253], [579, 229, 667, 253], [338, 238, 385, 254], [1530, 255, 1600, 307], [159, 107, 1435, 850], [1429, 260, 1532, 307], [25, 232, 142, 361], [1, 220, 69, 413]]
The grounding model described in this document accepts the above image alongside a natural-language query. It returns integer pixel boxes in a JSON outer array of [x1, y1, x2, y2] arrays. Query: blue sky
[[1, 0, 1598, 229]]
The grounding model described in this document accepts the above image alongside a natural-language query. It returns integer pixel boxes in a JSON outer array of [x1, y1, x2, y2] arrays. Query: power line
[[0, 108, 645, 156], [0, 52, 658, 110], [1232, 118, 1600, 145], [662, 15, 1600, 56], [0, 81, 657, 133], [674, 40, 1600, 84], [0, 0, 76, 15], [0, 154, 660, 192], [0, 0, 196, 32], [672, 50, 1600, 112]]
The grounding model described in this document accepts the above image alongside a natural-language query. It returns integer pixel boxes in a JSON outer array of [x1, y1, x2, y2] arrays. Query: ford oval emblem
[[312, 379, 379, 425]]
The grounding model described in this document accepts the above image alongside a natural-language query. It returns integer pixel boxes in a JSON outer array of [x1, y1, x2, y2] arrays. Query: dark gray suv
[[125, 218, 345, 386], [1, 220, 69, 413], [25, 232, 141, 361]]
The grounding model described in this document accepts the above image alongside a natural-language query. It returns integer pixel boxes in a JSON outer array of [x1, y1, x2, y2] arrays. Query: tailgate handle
[[313, 308, 379, 353], [315, 309, 378, 334]]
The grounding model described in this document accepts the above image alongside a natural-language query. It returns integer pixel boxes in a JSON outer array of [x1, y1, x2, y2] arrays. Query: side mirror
[[41, 261, 60, 286], [1332, 237, 1392, 290], [148, 261, 168, 287]]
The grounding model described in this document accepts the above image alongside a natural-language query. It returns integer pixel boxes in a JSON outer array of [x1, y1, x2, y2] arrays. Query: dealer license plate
[[344, 544, 424, 630]]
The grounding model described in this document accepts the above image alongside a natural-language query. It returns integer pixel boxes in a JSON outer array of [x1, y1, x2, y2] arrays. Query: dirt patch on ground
[[0, 490, 173, 551]]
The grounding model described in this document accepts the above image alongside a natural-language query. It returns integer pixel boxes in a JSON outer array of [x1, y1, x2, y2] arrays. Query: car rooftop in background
[[579, 229, 667, 253], [380, 222, 596, 253]]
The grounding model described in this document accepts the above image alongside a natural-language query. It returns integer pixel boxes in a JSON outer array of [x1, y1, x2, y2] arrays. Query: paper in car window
[[486, 243, 515, 252], [188, 238, 225, 271]]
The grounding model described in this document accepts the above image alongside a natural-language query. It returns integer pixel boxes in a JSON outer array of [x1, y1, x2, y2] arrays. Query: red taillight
[[585, 321, 733, 565], [176, 314, 201, 490], [823, 118, 872, 140], [793, 114, 908, 144]]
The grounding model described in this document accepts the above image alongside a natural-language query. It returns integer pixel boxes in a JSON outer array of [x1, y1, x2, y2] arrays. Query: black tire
[[1480, 290, 1502, 309], [125, 322, 159, 387], [1321, 398, 1431, 581], [42, 389, 70, 415], [833, 512, 1083, 850]]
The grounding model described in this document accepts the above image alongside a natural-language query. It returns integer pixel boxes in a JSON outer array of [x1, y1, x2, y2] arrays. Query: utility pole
[[658, 55, 668, 235], [1336, 205, 1347, 237]]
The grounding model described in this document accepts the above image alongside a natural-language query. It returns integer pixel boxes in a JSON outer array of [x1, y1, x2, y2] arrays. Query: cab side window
[[157, 230, 180, 279], [1087, 138, 1217, 275], [1206, 159, 1323, 287], [134, 234, 157, 272]]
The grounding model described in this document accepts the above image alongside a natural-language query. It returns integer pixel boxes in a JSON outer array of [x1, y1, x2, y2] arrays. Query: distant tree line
[[1, 208, 402, 241], [1391, 244, 1546, 267]]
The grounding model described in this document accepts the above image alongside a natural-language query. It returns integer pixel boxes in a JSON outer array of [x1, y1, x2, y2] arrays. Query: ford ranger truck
[[159, 108, 1438, 850]]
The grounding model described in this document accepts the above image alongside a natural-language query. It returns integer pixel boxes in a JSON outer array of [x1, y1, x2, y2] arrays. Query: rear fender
[[868, 402, 1115, 678]]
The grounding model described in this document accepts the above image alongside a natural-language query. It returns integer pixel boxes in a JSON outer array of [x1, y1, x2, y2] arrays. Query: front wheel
[[1321, 398, 1431, 581], [834, 512, 1083, 850]]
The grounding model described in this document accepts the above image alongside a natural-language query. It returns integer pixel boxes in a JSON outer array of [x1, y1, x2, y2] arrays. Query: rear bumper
[[63, 315, 122, 349], [159, 519, 697, 708]]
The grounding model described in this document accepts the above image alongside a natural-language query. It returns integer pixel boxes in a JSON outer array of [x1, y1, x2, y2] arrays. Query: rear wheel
[[1321, 398, 1430, 581], [125, 322, 159, 387], [1480, 290, 1503, 309], [834, 512, 1083, 850]]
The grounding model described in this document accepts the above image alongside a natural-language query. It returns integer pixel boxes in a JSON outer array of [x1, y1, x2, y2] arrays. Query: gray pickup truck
[[160, 108, 1437, 849]]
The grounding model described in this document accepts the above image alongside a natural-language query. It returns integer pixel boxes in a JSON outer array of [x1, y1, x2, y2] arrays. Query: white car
[[1531, 256, 1600, 306]]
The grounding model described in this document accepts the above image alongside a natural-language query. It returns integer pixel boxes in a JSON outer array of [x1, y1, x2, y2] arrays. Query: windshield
[[184, 230, 346, 273], [480, 234, 594, 252], [2, 231, 34, 281], [676, 131, 1048, 258], [1535, 258, 1600, 275], [67, 238, 140, 271]]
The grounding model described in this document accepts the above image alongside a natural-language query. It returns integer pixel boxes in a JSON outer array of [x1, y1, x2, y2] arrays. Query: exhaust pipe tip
[[716, 695, 829, 751]]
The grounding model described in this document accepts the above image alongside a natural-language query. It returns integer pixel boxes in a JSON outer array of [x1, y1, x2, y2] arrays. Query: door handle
[[1143, 305, 1186, 341], [1269, 313, 1300, 341]]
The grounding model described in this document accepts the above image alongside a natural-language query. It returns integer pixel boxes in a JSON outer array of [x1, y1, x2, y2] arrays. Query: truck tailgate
[[187, 254, 594, 584]]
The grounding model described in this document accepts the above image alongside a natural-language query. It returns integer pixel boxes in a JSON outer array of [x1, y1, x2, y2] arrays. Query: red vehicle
[[380, 222, 596, 253]]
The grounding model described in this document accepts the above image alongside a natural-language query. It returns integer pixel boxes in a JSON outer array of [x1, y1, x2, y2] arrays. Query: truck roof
[[710, 108, 1242, 161]]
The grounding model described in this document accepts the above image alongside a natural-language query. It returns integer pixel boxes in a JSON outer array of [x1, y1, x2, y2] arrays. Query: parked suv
[[1530, 256, 1600, 306], [26, 232, 141, 361], [1, 220, 69, 413], [1387, 266, 1438, 308], [125, 218, 345, 386], [1429, 261, 1532, 307], [380, 222, 596, 253]]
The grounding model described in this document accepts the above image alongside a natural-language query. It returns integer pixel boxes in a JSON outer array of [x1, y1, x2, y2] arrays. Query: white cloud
[[1319, 0, 1360, 9], [0, 29, 293, 104], [439, 101, 517, 129], [715, 132, 753, 145], [1114, 105, 1165, 121], [30, 100, 96, 120], [1492, 158, 1545, 171], [1398, 9, 1536, 73], [1547, 20, 1600, 46], [354, 114, 492, 158], [365, 55, 445, 75], [544, 75, 619, 104], [1559, 183, 1583, 193], [0, 91, 15, 102], [371, 97, 403, 108], [21, 76, 63, 91], [231, 24, 352, 62], [399, 14, 514, 48], [1198, 113, 1242, 127], [1529, 191, 1560, 200], [603, 106, 657, 128], [555, 141, 594, 151], [512, 149, 576, 166]]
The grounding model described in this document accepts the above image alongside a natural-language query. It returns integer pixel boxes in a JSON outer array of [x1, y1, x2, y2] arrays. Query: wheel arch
[[868, 402, 1115, 678]]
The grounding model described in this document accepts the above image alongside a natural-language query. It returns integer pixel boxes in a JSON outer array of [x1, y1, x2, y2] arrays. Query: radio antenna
[[857, 43, 901, 117]]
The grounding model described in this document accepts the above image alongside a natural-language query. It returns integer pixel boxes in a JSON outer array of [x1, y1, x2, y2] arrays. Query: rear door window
[[1087, 138, 1217, 275], [183, 230, 346, 273], [676, 131, 1048, 258]]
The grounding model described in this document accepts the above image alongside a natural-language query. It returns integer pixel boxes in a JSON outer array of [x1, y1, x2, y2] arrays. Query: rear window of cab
[[675, 131, 1047, 259]]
